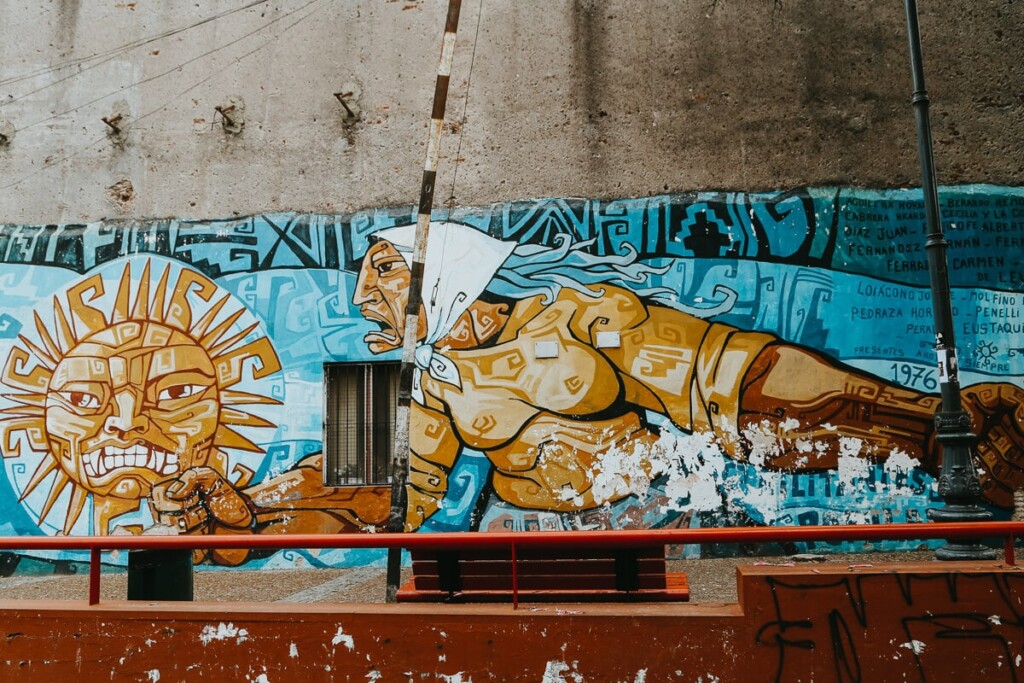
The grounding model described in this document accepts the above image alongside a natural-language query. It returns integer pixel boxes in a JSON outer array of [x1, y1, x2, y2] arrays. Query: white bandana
[[372, 221, 516, 404]]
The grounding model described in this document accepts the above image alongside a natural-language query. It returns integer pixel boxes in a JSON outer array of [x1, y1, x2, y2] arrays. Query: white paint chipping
[[900, 640, 927, 655], [146, 670, 160, 682], [366, 671, 382, 682], [883, 448, 920, 477], [199, 623, 249, 646], [252, 674, 270, 683], [633, 669, 648, 682], [836, 447, 870, 491], [332, 626, 355, 651], [545, 411, 938, 532], [541, 660, 583, 683], [289, 643, 299, 658], [438, 674, 472, 682]]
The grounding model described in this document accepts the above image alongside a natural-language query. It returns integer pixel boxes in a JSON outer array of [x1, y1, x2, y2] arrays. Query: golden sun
[[0, 260, 282, 534]]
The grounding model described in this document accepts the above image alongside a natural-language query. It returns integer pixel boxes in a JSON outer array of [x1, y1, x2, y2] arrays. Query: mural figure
[[137, 222, 1023, 561], [0, 260, 282, 554]]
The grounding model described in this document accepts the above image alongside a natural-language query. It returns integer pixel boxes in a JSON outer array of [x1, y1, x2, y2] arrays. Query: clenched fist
[[960, 383, 1024, 509], [151, 466, 255, 533]]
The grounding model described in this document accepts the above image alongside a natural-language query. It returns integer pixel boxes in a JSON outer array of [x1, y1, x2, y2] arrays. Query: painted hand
[[961, 383, 1024, 509], [151, 467, 255, 533]]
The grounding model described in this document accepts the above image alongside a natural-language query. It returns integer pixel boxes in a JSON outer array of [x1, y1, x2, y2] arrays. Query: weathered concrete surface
[[1, 562, 1022, 681], [0, 1, 1021, 224]]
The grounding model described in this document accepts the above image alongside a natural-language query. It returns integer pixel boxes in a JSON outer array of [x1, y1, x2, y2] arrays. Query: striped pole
[[386, 0, 463, 603]]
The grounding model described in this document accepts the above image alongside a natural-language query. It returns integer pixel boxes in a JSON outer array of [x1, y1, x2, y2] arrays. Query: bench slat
[[411, 558, 666, 576], [411, 573, 671, 591], [410, 547, 664, 562], [396, 573, 689, 603]]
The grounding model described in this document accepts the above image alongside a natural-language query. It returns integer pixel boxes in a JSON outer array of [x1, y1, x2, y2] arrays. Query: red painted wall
[[1, 561, 1021, 681]]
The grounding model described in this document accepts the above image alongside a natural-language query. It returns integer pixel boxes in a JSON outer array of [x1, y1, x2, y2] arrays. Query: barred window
[[323, 362, 399, 486]]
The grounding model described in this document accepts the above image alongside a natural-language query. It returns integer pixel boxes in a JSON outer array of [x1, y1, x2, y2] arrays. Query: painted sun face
[[46, 321, 220, 499], [353, 240, 412, 354], [1, 259, 282, 534]]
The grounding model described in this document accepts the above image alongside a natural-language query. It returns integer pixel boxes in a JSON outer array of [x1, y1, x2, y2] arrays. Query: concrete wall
[[1, 1, 1022, 225]]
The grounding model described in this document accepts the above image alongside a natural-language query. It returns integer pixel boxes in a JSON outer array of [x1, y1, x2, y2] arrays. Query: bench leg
[[613, 549, 641, 592], [436, 551, 462, 594]]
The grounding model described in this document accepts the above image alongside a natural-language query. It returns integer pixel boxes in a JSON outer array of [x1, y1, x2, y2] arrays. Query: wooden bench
[[396, 546, 689, 603]]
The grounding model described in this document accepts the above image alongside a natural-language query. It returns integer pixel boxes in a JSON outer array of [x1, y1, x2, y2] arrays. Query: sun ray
[[151, 263, 172, 324], [199, 309, 246, 351], [63, 485, 88, 535], [132, 260, 152, 320], [111, 261, 133, 324], [0, 406, 44, 417], [37, 469, 71, 526], [0, 346, 51, 393], [66, 274, 107, 340], [1, 392, 47, 408], [16, 334, 55, 370], [191, 294, 231, 340], [220, 389, 283, 406], [52, 296, 76, 353], [1, 418, 48, 457], [19, 456, 58, 502], [34, 312, 62, 362], [213, 426, 264, 453], [220, 407, 275, 429], [206, 322, 260, 359]]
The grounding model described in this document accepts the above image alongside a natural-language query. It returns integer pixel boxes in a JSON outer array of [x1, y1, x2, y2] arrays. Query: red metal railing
[[0, 521, 1020, 607]]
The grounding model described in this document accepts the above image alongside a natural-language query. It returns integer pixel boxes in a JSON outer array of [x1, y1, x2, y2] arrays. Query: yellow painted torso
[[415, 287, 714, 510]]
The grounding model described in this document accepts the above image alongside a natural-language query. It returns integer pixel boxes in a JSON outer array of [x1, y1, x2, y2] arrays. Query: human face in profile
[[353, 239, 412, 354]]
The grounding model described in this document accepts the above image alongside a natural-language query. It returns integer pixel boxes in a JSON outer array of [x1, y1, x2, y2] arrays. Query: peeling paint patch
[[900, 640, 927, 654], [438, 674, 471, 682], [989, 615, 1002, 625], [289, 643, 299, 658], [542, 660, 583, 683], [199, 623, 249, 646], [146, 670, 160, 682], [332, 626, 355, 650], [836, 444, 869, 490], [633, 669, 648, 682]]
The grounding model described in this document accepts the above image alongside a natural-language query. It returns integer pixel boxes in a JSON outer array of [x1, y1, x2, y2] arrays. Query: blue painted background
[[0, 184, 1021, 570]]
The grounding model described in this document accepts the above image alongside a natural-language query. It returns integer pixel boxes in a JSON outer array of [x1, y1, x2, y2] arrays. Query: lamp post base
[[928, 505, 997, 561]]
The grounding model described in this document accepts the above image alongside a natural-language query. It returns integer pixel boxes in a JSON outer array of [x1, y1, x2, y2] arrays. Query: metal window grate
[[323, 362, 399, 486]]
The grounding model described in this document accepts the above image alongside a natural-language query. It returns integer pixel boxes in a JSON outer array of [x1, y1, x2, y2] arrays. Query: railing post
[[1005, 534, 1015, 566], [510, 541, 518, 610], [88, 548, 101, 605]]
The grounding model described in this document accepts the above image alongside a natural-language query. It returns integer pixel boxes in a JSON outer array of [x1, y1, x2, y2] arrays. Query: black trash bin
[[127, 549, 194, 601]]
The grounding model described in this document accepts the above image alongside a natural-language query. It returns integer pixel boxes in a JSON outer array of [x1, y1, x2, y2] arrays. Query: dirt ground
[[0, 550, 954, 604]]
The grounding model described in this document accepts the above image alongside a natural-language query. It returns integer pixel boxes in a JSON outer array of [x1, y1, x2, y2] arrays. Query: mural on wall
[[0, 261, 286, 563], [1, 184, 1022, 569]]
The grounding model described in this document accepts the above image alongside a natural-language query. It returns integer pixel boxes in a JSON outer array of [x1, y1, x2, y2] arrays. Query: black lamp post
[[902, 0, 996, 560]]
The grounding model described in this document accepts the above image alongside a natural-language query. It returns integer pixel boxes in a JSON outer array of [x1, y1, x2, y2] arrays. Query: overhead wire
[[8, 0, 322, 137], [0, 0, 270, 94], [0, 0, 328, 194]]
